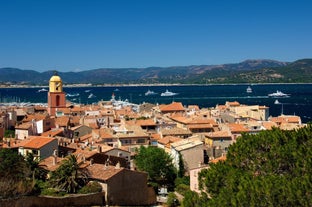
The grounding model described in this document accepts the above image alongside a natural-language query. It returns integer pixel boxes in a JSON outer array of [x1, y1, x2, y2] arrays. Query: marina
[[0, 84, 312, 122]]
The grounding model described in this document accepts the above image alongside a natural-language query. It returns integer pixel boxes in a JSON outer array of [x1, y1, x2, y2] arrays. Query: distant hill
[[1, 59, 311, 85]]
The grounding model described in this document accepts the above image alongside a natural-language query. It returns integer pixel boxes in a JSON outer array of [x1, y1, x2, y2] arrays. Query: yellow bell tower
[[48, 71, 66, 116]]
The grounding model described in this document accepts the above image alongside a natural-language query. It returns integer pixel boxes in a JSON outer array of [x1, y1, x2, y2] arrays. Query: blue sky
[[0, 0, 311, 72]]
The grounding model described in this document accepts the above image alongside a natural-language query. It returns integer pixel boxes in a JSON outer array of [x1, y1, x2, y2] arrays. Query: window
[[137, 138, 145, 144], [56, 95, 60, 106]]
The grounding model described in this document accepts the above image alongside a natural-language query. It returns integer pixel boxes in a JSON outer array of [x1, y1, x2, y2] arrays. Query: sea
[[1, 84, 312, 123]]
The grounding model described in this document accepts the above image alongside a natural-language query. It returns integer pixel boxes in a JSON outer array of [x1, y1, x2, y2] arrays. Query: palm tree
[[25, 152, 48, 181], [49, 154, 88, 193]]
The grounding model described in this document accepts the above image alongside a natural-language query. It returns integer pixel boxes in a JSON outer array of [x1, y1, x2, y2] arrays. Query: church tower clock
[[48, 72, 66, 116]]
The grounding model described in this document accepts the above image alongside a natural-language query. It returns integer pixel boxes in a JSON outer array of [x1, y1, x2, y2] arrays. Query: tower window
[[56, 95, 60, 106]]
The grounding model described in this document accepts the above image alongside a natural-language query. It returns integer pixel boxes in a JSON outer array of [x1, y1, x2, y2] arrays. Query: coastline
[[1, 82, 312, 89]]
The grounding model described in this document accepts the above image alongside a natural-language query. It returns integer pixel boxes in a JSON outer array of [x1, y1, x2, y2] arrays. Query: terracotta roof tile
[[134, 119, 156, 126], [188, 124, 213, 129], [41, 128, 64, 137], [262, 121, 278, 130], [210, 155, 227, 163], [73, 148, 98, 160], [161, 127, 192, 136], [86, 163, 124, 181], [158, 136, 183, 147], [15, 122, 32, 129], [79, 133, 92, 142], [40, 156, 65, 171], [270, 115, 301, 124], [23, 113, 49, 122], [159, 102, 185, 112], [55, 116, 70, 127], [150, 133, 161, 140], [22, 136, 57, 149], [227, 123, 250, 133], [227, 101, 240, 106], [205, 131, 232, 139]]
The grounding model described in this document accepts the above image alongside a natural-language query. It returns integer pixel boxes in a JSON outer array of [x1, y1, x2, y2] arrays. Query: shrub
[[78, 181, 102, 194], [166, 192, 179, 207], [175, 183, 190, 196]]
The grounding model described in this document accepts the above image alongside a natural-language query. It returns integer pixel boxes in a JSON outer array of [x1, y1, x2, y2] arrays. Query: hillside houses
[[0, 100, 306, 163], [0, 98, 307, 205]]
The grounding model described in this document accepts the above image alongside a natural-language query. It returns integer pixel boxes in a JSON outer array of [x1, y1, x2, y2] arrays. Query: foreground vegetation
[[192, 125, 312, 207], [2, 125, 312, 206], [0, 152, 101, 199]]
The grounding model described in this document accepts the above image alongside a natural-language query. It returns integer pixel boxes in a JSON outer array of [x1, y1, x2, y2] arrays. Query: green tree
[[49, 154, 88, 193], [198, 126, 312, 207], [181, 190, 200, 207], [178, 153, 185, 177], [0, 148, 33, 198], [134, 146, 177, 190], [4, 130, 15, 138]]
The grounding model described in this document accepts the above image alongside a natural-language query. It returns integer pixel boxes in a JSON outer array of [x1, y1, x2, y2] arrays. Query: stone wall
[[0, 192, 105, 207], [106, 170, 157, 206]]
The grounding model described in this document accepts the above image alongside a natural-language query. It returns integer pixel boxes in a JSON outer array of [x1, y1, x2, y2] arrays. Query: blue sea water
[[1, 84, 312, 123]]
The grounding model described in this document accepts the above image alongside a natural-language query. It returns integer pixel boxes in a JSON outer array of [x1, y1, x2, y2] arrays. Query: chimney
[[53, 155, 57, 165], [53, 149, 58, 157], [52, 149, 58, 165]]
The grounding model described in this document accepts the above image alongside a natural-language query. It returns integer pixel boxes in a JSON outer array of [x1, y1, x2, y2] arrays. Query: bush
[[175, 176, 190, 186], [175, 183, 190, 196], [78, 181, 102, 194], [166, 192, 179, 207], [40, 188, 66, 197]]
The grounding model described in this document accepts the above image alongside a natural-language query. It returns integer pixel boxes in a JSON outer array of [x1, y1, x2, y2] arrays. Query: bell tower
[[48, 71, 66, 116]]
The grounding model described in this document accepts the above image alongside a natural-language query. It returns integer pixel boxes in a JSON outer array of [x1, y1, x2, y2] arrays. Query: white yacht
[[160, 89, 178, 96], [38, 88, 48, 92], [145, 90, 157, 96], [66, 93, 80, 97], [246, 86, 252, 93], [268, 90, 290, 98]]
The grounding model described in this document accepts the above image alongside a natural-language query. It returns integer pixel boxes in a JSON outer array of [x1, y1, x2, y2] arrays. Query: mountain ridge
[[0, 59, 311, 85]]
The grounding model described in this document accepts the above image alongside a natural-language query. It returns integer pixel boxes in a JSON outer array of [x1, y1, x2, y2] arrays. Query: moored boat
[[268, 90, 290, 98], [160, 89, 178, 96], [145, 90, 157, 96], [38, 88, 48, 92], [246, 86, 252, 93]]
